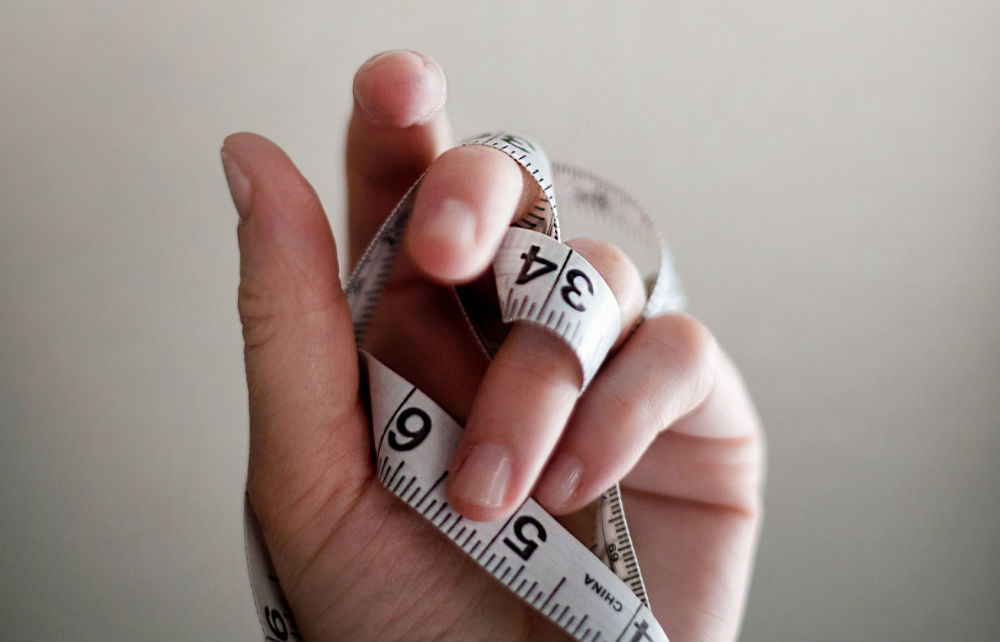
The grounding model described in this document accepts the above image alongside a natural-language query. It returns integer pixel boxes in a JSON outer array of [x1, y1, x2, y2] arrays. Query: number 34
[[516, 245, 594, 312]]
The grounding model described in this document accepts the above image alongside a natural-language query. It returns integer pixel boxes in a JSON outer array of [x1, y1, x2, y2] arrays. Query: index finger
[[347, 49, 453, 264]]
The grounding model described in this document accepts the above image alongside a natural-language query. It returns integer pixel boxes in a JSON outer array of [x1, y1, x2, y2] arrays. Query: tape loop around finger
[[493, 228, 620, 386]]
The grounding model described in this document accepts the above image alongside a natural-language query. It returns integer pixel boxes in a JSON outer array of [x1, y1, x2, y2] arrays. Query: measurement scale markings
[[446, 516, 464, 536], [414, 471, 448, 511], [516, 295, 529, 318], [396, 475, 415, 498], [431, 501, 448, 522], [390, 471, 408, 494], [537, 252, 573, 318], [539, 577, 565, 611], [387, 461, 404, 488], [613, 601, 644, 642]]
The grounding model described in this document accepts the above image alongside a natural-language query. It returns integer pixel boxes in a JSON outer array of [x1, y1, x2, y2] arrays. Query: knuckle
[[237, 271, 343, 352], [238, 282, 280, 351], [566, 238, 645, 319], [645, 313, 718, 381], [595, 378, 657, 436]]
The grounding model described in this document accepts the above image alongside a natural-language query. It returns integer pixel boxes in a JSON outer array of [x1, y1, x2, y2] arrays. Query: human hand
[[221, 49, 764, 641]]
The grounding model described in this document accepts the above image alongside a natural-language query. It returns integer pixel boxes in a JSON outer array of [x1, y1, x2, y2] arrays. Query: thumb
[[221, 133, 371, 542]]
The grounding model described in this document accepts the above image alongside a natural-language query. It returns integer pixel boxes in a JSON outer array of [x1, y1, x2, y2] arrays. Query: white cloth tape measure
[[244, 132, 686, 642]]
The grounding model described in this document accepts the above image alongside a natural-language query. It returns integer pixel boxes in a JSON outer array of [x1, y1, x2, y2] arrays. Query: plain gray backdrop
[[2, 2, 998, 640]]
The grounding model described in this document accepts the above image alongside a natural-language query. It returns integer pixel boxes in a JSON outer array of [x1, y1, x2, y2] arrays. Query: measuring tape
[[244, 132, 686, 642]]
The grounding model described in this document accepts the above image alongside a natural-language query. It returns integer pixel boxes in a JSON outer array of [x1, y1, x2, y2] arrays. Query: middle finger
[[447, 238, 647, 521]]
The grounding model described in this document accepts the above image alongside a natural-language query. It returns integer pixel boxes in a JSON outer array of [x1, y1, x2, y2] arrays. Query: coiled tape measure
[[244, 132, 686, 642]]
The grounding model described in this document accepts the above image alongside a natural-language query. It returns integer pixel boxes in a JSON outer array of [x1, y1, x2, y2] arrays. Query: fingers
[[222, 133, 371, 529], [405, 145, 541, 282], [447, 240, 645, 521], [347, 50, 452, 263], [349, 50, 538, 282], [534, 313, 761, 514]]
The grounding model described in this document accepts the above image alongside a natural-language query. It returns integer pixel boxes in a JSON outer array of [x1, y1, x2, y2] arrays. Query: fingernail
[[451, 443, 512, 508], [353, 49, 446, 127], [414, 198, 477, 248], [220, 148, 251, 219], [535, 453, 582, 509]]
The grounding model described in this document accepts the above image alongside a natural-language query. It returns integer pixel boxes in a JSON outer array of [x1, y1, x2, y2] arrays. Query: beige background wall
[[2, 2, 998, 640]]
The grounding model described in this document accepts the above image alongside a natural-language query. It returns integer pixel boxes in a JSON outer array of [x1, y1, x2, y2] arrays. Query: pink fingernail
[[220, 148, 251, 220], [451, 443, 512, 508], [535, 453, 582, 510], [415, 198, 477, 248]]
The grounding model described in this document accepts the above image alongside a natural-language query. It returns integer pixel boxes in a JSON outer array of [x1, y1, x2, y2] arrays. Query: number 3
[[560, 268, 593, 312]]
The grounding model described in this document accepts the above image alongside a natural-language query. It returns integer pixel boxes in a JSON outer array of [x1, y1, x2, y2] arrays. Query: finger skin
[[222, 132, 370, 535], [405, 145, 540, 283], [347, 50, 452, 264], [535, 313, 763, 514], [446, 240, 645, 521]]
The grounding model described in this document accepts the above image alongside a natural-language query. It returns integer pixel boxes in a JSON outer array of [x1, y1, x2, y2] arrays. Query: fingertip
[[449, 495, 517, 523], [353, 49, 447, 128], [405, 146, 530, 284], [533, 452, 584, 514], [222, 131, 277, 158], [219, 132, 322, 228], [447, 441, 517, 521], [405, 198, 489, 283]]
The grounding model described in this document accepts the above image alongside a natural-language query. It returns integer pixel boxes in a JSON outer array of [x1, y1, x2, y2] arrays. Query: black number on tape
[[500, 133, 536, 154], [503, 515, 548, 561], [388, 407, 431, 451], [629, 619, 653, 642], [560, 268, 594, 312], [264, 606, 288, 641], [516, 245, 558, 284]]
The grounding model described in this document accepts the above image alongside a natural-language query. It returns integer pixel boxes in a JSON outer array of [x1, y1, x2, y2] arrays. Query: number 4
[[515, 245, 558, 284]]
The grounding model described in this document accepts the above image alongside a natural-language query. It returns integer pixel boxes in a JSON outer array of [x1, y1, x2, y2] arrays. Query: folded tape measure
[[244, 132, 686, 641]]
